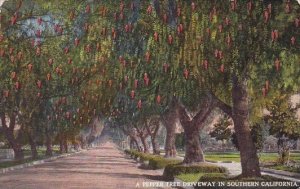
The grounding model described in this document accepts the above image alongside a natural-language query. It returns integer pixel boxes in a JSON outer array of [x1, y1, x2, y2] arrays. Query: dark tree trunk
[[6, 130, 24, 160], [59, 135, 65, 153], [140, 136, 149, 153], [232, 77, 261, 177], [130, 136, 141, 151], [161, 97, 178, 158], [145, 119, 161, 155], [164, 125, 177, 157], [150, 136, 160, 155], [177, 95, 216, 164], [1, 114, 24, 160], [45, 134, 53, 156], [183, 124, 204, 163], [28, 133, 38, 159], [64, 139, 68, 153]]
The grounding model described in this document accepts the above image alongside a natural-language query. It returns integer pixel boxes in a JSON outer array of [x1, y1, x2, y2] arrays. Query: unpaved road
[[0, 142, 170, 189]]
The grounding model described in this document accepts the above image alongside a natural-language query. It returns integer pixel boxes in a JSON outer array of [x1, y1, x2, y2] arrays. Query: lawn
[[175, 173, 205, 182], [178, 152, 300, 164], [0, 146, 63, 169]]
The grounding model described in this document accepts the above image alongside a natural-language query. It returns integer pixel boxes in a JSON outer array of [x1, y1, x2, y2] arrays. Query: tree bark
[[59, 134, 65, 153], [129, 136, 141, 151], [161, 97, 178, 158], [140, 135, 149, 153], [232, 77, 261, 177], [177, 96, 214, 164], [1, 113, 24, 160], [164, 125, 177, 157], [45, 134, 53, 156], [150, 135, 160, 155], [64, 138, 68, 153], [145, 118, 160, 155], [183, 124, 204, 163], [27, 132, 38, 159]]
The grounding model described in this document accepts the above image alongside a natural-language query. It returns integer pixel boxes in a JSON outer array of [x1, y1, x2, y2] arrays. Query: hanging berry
[[203, 60, 209, 70], [262, 87, 266, 97], [17, 51, 22, 60], [36, 47, 41, 56], [11, 13, 17, 25], [37, 80, 42, 89], [265, 80, 270, 91], [15, 81, 21, 90], [218, 24, 223, 33], [177, 24, 184, 35], [86, 5, 91, 13], [134, 79, 138, 89], [267, 3, 272, 14], [11, 72, 17, 80], [183, 69, 189, 79], [291, 36, 296, 45], [225, 17, 230, 26], [9, 47, 14, 55], [37, 17, 42, 25], [48, 58, 53, 66], [191, 2, 196, 12], [274, 58, 280, 71], [145, 51, 151, 62], [64, 47, 69, 54], [144, 73, 150, 86], [28, 63, 33, 72], [108, 80, 113, 88], [74, 37, 80, 47], [230, 0, 237, 11], [68, 58, 72, 64], [154, 32, 159, 42], [130, 90, 135, 99], [247, 1, 253, 14], [220, 64, 225, 73], [3, 90, 9, 98], [271, 30, 279, 42], [137, 100, 142, 109], [168, 34, 173, 45], [285, 1, 291, 13], [147, 5, 152, 14], [226, 34, 232, 47], [0, 49, 5, 57], [46, 73, 51, 81], [177, 6, 181, 17], [156, 95, 161, 104], [295, 18, 299, 27], [163, 63, 169, 73], [163, 13, 168, 24], [264, 9, 270, 23]]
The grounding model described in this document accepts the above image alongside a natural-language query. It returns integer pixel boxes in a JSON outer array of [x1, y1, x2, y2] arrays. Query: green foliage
[[209, 115, 232, 141], [163, 163, 227, 181], [148, 156, 181, 170]]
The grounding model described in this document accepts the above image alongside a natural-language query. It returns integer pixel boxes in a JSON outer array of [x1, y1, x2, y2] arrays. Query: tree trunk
[[1, 114, 24, 160], [164, 125, 177, 157], [161, 97, 178, 158], [151, 136, 160, 155], [6, 130, 24, 160], [64, 139, 68, 153], [129, 135, 141, 151], [232, 77, 261, 177], [140, 136, 149, 153], [59, 135, 65, 154], [45, 134, 53, 156], [183, 123, 204, 163], [28, 133, 38, 159]]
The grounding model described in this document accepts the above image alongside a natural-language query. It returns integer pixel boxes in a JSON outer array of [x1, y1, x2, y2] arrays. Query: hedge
[[163, 162, 228, 180], [124, 149, 182, 169], [148, 156, 182, 170]]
